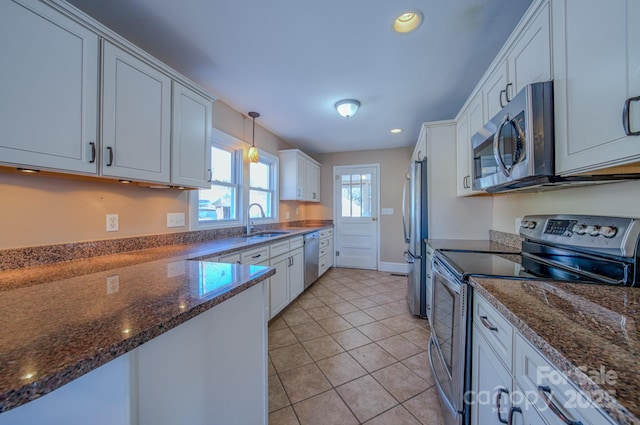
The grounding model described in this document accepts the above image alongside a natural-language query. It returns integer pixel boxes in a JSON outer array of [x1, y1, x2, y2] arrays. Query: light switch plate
[[381, 208, 394, 215]]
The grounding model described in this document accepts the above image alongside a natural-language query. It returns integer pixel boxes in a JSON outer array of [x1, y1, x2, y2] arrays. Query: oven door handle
[[522, 252, 625, 285], [428, 336, 461, 415], [432, 259, 463, 294]]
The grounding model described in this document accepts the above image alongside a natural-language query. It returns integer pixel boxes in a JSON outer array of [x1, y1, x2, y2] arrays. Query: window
[[249, 151, 278, 220], [195, 144, 241, 226], [341, 173, 372, 217]]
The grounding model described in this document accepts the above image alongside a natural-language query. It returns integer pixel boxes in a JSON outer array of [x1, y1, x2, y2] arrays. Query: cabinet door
[[306, 160, 320, 202], [456, 113, 471, 196], [269, 253, 290, 318], [484, 60, 509, 120], [296, 154, 306, 200], [470, 327, 512, 425], [0, 0, 98, 174], [456, 94, 485, 197], [102, 41, 171, 183], [554, 0, 640, 174], [508, 2, 551, 96], [289, 248, 304, 299], [171, 82, 212, 188]]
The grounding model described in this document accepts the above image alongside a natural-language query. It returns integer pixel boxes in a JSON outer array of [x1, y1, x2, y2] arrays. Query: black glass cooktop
[[435, 250, 532, 280]]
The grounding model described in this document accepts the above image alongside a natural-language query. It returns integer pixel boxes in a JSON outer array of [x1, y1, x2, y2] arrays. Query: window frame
[[189, 130, 244, 230], [248, 149, 279, 223]]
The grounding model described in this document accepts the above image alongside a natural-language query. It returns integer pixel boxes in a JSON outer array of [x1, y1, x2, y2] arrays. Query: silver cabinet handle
[[496, 388, 509, 424], [207, 168, 212, 183], [500, 89, 507, 108], [251, 253, 262, 259], [505, 82, 513, 103], [89, 142, 96, 164], [507, 406, 521, 425], [623, 96, 640, 136], [106, 146, 114, 167], [537, 386, 583, 425], [479, 315, 498, 332]]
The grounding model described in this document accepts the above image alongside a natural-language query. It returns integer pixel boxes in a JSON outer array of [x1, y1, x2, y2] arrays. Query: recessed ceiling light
[[390, 128, 403, 134], [393, 11, 423, 34]]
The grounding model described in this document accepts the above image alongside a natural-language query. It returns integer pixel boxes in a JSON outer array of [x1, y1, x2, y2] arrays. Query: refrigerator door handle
[[403, 251, 415, 263], [402, 173, 411, 244]]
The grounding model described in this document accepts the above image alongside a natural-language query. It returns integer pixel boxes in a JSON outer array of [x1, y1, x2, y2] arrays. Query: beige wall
[[491, 180, 640, 233], [307, 147, 413, 264], [0, 100, 296, 250]]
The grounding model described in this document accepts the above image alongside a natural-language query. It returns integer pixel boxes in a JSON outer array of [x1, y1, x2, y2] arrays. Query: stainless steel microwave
[[472, 81, 554, 193]]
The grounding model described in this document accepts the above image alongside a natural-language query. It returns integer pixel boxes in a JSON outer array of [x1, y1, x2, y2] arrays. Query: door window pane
[[341, 173, 372, 217]]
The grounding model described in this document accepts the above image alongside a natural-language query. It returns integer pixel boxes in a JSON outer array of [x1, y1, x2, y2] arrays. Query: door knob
[[372, 217, 377, 221]]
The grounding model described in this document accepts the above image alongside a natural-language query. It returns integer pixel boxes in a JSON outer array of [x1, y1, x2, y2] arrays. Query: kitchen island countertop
[[0, 225, 329, 413], [471, 277, 640, 425]]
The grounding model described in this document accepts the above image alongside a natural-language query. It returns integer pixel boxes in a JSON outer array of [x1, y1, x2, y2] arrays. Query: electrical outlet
[[295, 207, 299, 216], [167, 212, 186, 228], [106, 275, 119, 294], [285, 211, 290, 219], [106, 214, 119, 232]]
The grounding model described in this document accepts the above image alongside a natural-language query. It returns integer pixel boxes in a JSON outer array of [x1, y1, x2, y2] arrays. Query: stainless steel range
[[428, 214, 640, 425]]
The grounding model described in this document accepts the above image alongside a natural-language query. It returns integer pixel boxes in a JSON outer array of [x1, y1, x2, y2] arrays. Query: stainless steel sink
[[247, 231, 289, 238]]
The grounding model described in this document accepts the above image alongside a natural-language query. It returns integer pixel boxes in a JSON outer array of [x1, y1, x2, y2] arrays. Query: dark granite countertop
[[0, 226, 329, 413], [471, 277, 640, 425]]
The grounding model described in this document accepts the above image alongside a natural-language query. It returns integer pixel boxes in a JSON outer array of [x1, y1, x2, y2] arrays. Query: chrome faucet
[[246, 203, 266, 235]]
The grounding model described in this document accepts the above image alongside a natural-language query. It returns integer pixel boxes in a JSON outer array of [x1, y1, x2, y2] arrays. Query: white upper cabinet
[[456, 94, 485, 196], [305, 159, 320, 202], [484, 2, 551, 119], [279, 149, 321, 202], [553, 0, 640, 174], [171, 82, 213, 188], [101, 41, 172, 183], [0, 0, 99, 174]]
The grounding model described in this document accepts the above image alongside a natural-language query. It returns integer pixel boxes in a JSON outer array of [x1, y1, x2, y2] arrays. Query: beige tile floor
[[268, 267, 446, 425]]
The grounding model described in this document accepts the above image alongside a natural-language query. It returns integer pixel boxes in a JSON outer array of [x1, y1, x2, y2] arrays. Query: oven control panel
[[519, 214, 640, 257]]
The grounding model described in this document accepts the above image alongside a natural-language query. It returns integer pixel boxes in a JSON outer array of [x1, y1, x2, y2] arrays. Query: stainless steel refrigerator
[[402, 158, 428, 318]]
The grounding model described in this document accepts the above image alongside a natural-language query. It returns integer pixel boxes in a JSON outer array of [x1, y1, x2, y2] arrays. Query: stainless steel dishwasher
[[303, 231, 320, 288]]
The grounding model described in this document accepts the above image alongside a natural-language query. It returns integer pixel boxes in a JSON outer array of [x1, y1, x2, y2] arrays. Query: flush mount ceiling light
[[248, 111, 260, 163], [390, 128, 403, 134], [393, 11, 423, 33], [335, 99, 360, 118]]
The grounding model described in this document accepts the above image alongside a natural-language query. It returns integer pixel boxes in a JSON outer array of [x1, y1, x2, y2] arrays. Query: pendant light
[[248, 111, 260, 163]]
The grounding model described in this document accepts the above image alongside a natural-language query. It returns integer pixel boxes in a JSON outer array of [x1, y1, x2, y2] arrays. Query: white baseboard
[[378, 262, 409, 274]]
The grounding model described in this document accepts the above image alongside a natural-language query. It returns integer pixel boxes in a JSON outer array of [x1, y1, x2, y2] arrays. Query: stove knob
[[572, 224, 587, 235], [599, 226, 617, 238], [586, 225, 601, 237]]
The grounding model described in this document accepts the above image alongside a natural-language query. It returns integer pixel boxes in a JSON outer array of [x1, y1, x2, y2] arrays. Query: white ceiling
[[67, 0, 533, 154]]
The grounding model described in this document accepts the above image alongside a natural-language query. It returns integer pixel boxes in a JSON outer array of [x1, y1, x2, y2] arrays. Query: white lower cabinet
[[0, 283, 267, 425], [471, 291, 615, 425], [135, 282, 267, 425], [269, 238, 304, 318], [318, 228, 334, 277], [270, 252, 291, 317]]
